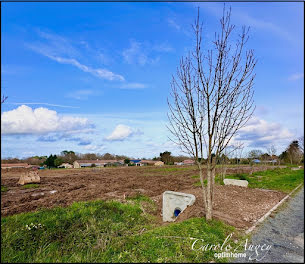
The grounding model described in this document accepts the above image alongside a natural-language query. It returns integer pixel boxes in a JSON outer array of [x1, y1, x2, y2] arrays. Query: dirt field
[[1, 165, 286, 229]]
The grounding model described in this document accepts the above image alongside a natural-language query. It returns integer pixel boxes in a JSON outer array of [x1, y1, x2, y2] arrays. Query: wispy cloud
[[201, 3, 295, 44], [66, 89, 96, 100], [288, 73, 304, 81], [152, 42, 174, 52], [236, 12, 295, 43], [36, 29, 79, 57], [37, 132, 93, 146], [122, 39, 171, 66], [8, 102, 80, 109], [119, 83, 147, 90], [122, 40, 150, 66], [27, 30, 125, 81], [167, 17, 191, 37], [167, 18, 181, 31]]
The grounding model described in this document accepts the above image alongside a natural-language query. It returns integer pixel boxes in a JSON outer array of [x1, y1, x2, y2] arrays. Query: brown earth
[[1, 165, 286, 229]]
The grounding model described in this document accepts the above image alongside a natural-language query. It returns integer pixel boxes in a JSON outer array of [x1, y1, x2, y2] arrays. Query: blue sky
[[1, 2, 304, 159]]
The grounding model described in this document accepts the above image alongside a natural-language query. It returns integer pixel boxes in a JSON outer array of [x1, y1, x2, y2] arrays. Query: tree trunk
[[250, 163, 253, 175], [198, 163, 208, 210], [206, 167, 213, 221], [211, 166, 216, 202]]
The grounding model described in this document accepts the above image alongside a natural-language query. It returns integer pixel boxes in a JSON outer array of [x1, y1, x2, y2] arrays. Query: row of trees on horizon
[[2, 138, 304, 167]]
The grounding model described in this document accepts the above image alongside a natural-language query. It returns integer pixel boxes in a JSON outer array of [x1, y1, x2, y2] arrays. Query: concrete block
[[18, 171, 40, 185], [162, 191, 196, 222], [223, 178, 248, 187]]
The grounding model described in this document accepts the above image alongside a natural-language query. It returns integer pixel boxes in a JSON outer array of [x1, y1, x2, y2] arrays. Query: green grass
[[225, 167, 304, 193], [1, 197, 243, 263], [21, 184, 40, 189], [1, 185, 8, 192], [193, 167, 304, 193]]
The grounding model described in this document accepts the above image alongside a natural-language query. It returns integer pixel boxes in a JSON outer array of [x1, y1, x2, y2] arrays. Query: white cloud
[[288, 73, 304, 81], [83, 144, 105, 152], [1, 105, 94, 135], [105, 124, 141, 141], [120, 83, 147, 89], [235, 117, 294, 148]]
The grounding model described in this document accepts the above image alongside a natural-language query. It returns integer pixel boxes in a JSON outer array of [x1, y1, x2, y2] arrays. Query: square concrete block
[[223, 178, 248, 187], [162, 191, 196, 222]]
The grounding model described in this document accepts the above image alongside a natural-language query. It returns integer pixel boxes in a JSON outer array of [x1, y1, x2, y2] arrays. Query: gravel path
[[234, 186, 304, 263]]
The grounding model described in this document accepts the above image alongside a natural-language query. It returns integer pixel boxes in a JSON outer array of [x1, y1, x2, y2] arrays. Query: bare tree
[[1, 94, 8, 104], [219, 142, 243, 183], [167, 6, 256, 220], [299, 136, 304, 154], [267, 144, 277, 166], [218, 147, 229, 184]]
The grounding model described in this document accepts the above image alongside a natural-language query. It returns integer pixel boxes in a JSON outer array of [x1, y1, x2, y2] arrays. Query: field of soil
[[1, 165, 286, 229]]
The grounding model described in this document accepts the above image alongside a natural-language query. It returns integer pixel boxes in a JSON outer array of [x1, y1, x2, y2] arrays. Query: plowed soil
[[1, 165, 286, 229]]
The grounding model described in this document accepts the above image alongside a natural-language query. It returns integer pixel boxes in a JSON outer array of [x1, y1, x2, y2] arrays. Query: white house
[[58, 163, 73, 169], [73, 160, 122, 168]]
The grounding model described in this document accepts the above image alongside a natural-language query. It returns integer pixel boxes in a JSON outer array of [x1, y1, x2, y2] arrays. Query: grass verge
[[21, 184, 40, 189], [193, 167, 304, 193], [225, 167, 304, 193], [2, 197, 243, 263]]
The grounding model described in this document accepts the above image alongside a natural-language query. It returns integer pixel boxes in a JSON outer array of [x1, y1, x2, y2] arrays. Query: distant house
[[264, 159, 277, 164], [130, 160, 143, 166], [182, 159, 195, 165], [58, 163, 73, 169], [73, 160, 119, 168], [105, 160, 124, 167], [139, 160, 164, 166], [129, 160, 164, 166], [154, 161, 164, 166], [1, 163, 31, 169]]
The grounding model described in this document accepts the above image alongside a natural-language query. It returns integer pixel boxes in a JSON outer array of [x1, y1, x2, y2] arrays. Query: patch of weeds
[[126, 193, 152, 203], [126, 194, 157, 220], [194, 179, 207, 187], [21, 184, 40, 189], [1, 185, 8, 192]]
